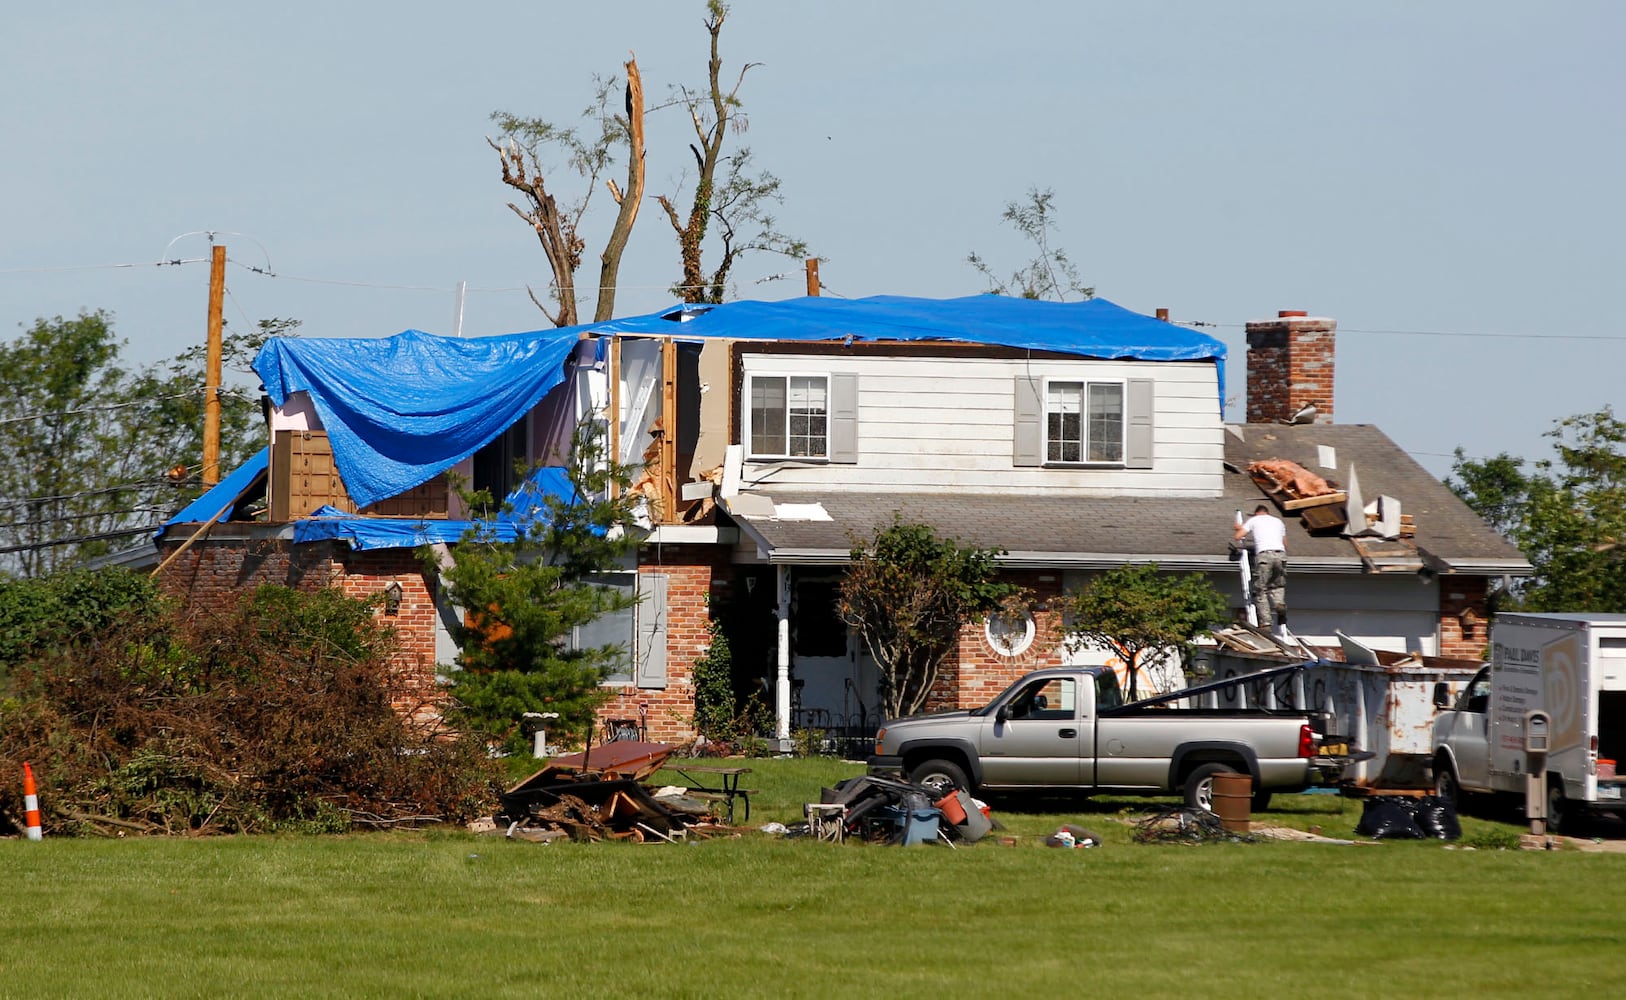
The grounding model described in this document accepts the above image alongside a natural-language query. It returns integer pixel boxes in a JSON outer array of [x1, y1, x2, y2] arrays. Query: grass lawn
[[3, 758, 1622, 998]]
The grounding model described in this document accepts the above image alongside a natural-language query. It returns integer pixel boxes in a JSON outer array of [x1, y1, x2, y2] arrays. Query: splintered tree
[[967, 187, 1094, 301], [427, 422, 645, 751], [488, 58, 647, 326], [839, 521, 1014, 720], [657, 1, 807, 304], [1057, 563, 1229, 701]]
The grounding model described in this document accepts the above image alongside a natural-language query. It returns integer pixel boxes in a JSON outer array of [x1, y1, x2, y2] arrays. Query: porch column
[[775, 564, 792, 743]]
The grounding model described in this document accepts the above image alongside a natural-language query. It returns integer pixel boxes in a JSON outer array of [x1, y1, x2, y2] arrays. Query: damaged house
[[153, 297, 1529, 746]]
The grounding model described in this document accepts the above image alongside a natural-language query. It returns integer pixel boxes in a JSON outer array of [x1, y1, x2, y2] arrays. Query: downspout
[[776, 564, 792, 749]]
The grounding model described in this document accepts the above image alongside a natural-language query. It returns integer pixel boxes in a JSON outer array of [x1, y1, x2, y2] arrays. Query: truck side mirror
[[995, 704, 1010, 723], [1432, 681, 1451, 710]]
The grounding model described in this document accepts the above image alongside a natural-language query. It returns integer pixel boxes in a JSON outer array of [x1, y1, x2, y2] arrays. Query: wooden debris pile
[[493, 741, 741, 844]]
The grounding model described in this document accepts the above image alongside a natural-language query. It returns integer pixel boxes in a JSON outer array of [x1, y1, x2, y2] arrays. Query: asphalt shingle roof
[[725, 423, 1530, 575]]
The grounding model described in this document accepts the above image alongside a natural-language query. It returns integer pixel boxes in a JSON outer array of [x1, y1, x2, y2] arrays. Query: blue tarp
[[591, 294, 1226, 363], [160, 447, 270, 530], [291, 466, 579, 551], [244, 294, 1220, 541], [254, 328, 580, 510]]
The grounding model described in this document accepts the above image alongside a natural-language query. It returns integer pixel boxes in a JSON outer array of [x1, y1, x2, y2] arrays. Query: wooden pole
[[805, 258, 820, 296], [202, 245, 226, 485], [659, 336, 678, 520], [608, 336, 622, 498]]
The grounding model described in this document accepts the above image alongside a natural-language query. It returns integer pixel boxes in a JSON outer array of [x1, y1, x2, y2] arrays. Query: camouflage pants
[[1252, 550, 1287, 627]]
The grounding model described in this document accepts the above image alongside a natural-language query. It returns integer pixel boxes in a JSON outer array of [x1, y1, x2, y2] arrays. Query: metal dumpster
[[1188, 646, 1484, 790]]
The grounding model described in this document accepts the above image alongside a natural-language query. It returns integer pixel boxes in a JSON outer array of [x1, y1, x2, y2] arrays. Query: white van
[[1431, 612, 1626, 832]]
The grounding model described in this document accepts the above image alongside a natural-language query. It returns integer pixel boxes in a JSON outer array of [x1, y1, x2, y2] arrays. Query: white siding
[[738, 353, 1224, 497]]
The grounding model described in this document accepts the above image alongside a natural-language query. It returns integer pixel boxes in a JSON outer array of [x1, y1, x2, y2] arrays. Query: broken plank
[[1282, 491, 1348, 511], [1299, 504, 1347, 533]]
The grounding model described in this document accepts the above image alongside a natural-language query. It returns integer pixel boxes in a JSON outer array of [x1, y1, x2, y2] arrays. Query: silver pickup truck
[[870, 665, 1327, 811]]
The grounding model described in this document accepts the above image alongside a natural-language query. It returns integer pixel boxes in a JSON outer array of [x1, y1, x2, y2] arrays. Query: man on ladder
[[1234, 504, 1289, 635]]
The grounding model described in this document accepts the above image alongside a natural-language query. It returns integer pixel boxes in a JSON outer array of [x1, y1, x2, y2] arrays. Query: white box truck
[[1431, 612, 1626, 833]]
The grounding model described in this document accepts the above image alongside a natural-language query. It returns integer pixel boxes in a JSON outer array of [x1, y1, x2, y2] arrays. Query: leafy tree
[[967, 187, 1094, 301], [1450, 406, 1626, 612], [0, 313, 277, 577], [426, 423, 645, 751], [656, 2, 807, 304], [489, 59, 646, 326], [838, 521, 1015, 719], [1057, 563, 1229, 701], [0, 568, 165, 671]]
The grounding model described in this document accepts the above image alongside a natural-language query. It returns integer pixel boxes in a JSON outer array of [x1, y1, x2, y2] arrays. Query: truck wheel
[[1433, 756, 1461, 809], [1184, 763, 1236, 812], [1251, 789, 1273, 813], [1547, 777, 1580, 836], [909, 759, 969, 798]]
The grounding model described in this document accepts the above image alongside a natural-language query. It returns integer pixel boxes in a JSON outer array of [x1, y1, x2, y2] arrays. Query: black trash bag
[[1413, 795, 1462, 840], [1355, 796, 1425, 839]]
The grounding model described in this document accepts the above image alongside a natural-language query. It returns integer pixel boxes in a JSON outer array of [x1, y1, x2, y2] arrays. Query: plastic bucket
[[954, 790, 992, 843], [935, 791, 968, 825], [1211, 771, 1253, 833]]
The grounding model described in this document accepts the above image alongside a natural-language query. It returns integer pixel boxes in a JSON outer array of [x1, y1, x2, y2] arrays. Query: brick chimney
[[1245, 310, 1336, 424]]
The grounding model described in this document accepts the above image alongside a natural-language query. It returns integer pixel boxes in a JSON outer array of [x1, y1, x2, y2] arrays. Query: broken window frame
[[745, 373, 830, 460], [1044, 378, 1125, 466]]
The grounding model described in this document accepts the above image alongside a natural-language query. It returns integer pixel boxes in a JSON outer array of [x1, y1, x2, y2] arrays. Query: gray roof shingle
[[725, 423, 1529, 575]]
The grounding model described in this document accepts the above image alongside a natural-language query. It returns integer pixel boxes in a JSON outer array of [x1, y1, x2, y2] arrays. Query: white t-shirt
[[1242, 513, 1287, 553]]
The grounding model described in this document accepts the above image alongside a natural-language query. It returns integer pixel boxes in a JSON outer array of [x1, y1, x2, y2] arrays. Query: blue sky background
[[4, 1, 1621, 479]]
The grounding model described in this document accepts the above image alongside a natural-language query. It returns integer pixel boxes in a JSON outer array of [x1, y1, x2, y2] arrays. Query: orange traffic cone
[[22, 762, 42, 841]]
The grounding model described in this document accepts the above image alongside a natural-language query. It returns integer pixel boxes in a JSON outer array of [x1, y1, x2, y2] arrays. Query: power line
[[0, 523, 163, 557], [0, 479, 191, 515], [1177, 319, 1625, 343]]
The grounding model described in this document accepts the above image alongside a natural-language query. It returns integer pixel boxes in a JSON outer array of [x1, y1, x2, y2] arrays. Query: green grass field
[[3, 759, 1621, 998]]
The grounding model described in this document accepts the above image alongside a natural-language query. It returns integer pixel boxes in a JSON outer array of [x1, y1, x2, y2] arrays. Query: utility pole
[[805, 257, 820, 297], [202, 244, 225, 486]]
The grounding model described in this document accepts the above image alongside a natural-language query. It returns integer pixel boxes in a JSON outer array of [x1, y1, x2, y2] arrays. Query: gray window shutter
[[828, 373, 858, 464], [1125, 378, 1154, 469], [635, 573, 669, 689], [1013, 376, 1043, 467]]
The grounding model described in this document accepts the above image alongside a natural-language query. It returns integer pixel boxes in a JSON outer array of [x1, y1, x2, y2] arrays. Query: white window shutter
[[1013, 376, 1043, 467], [828, 373, 858, 464], [1125, 378, 1154, 469], [635, 573, 669, 689]]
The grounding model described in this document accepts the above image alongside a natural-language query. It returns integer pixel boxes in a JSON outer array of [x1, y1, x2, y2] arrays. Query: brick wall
[[1438, 576, 1490, 660], [597, 544, 735, 743], [923, 571, 1069, 713], [155, 533, 448, 730], [158, 535, 738, 744], [1245, 311, 1337, 424]]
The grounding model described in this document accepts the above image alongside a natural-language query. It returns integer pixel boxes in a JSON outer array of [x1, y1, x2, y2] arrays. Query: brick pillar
[[1438, 576, 1490, 660], [1245, 310, 1337, 424]]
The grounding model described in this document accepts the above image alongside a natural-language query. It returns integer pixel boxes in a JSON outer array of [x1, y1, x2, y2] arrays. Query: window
[[748, 375, 828, 459], [570, 572, 668, 689], [1009, 677, 1077, 721], [985, 607, 1036, 657], [1045, 380, 1123, 464]]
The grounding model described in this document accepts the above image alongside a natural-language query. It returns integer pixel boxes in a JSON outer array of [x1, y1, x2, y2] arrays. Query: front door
[[978, 676, 1084, 787]]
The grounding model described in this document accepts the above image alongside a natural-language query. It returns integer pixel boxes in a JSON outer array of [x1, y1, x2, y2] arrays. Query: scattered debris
[[1133, 805, 1255, 844], [1045, 824, 1101, 849], [494, 742, 746, 843], [800, 774, 1002, 846]]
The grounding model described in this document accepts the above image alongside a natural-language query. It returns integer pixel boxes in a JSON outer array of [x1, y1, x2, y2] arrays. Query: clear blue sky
[[4, 2, 1621, 479]]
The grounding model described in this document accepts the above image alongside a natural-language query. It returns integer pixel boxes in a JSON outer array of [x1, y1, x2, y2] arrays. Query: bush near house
[[0, 567, 166, 672], [0, 584, 499, 836]]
